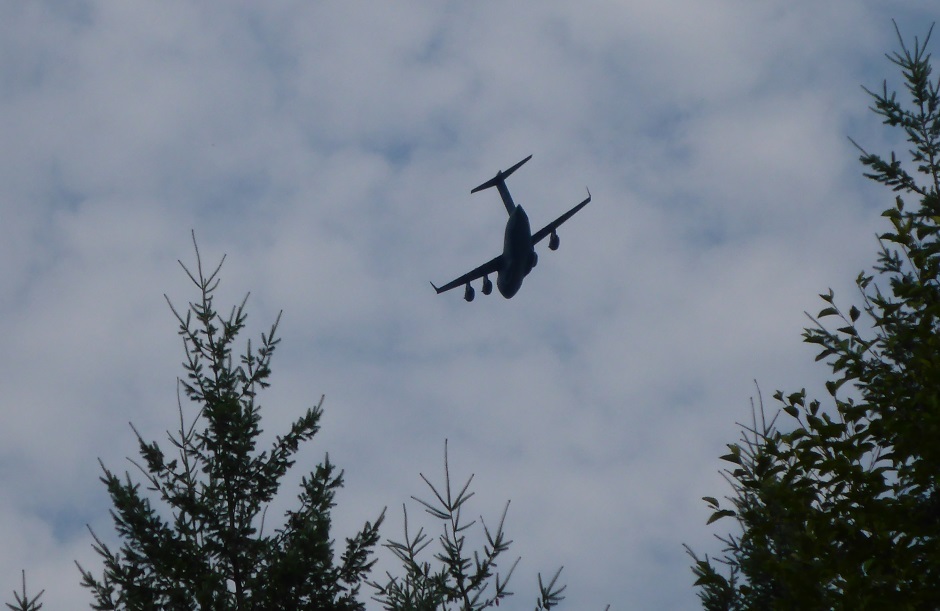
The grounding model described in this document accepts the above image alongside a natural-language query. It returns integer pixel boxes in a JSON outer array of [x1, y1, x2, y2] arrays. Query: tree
[[687, 23, 940, 609], [5, 571, 43, 611], [369, 441, 568, 611], [77, 235, 384, 610]]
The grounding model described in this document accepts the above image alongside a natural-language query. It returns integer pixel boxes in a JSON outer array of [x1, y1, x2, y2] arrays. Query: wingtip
[[430, 281, 442, 294]]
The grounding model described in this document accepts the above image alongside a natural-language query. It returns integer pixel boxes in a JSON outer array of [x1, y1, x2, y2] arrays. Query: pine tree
[[77, 235, 384, 610], [369, 441, 567, 611], [687, 23, 940, 609], [5, 571, 43, 611]]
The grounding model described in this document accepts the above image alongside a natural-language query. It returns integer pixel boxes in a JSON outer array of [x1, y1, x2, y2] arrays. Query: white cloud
[[0, 1, 932, 608]]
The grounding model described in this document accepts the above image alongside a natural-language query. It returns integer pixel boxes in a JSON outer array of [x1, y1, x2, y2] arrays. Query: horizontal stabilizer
[[471, 155, 533, 194]]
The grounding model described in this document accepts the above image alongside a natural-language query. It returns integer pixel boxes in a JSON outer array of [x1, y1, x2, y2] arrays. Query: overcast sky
[[0, 2, 935, 609]]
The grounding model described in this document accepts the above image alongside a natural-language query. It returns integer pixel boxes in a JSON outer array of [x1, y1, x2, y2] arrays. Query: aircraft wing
[[431, 254, 504, 294], [531, 188, 592, 245]]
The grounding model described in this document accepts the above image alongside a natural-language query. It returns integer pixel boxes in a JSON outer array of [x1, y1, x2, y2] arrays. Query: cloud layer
[[0, 2, 932, 608]]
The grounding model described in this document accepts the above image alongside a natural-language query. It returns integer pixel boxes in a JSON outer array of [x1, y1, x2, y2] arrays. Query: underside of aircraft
[[432, 155, 591, 301]]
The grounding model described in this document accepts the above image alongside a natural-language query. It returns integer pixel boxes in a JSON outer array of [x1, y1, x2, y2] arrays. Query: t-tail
[[470, 154, 533, 214]]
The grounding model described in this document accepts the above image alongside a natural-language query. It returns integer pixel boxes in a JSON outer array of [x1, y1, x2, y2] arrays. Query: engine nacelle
[[464, 283, 475, 302], [549, 231, 560, 251], [482, 275, 493, 295]]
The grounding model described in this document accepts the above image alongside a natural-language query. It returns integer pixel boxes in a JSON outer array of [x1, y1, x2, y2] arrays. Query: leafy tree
[[369, 441, 568, 610], [77, 235, 384, 610], [686, 23, 940, 610]]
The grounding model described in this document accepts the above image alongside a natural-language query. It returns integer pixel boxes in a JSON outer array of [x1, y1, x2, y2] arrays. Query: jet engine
[[464, 283, 475, 302], [549, 230, 560, 251], [482, 275, 493, 295]]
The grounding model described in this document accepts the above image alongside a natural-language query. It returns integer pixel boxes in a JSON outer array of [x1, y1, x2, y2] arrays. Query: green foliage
[[77, 235, 384, 610], [369, 441, 567, 611], [687, 22, 940, 609], [5, 571, 43, 611]]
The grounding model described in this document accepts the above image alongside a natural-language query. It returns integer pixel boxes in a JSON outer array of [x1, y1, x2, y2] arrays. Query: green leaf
[[706, 509, 735, 525], [818, 307, 839, 318], [786, 390, 805, 406], [849, 305, 861, 322], [783, 405, 800, 418], [702, 496, 719, 509], [807, 414, 823, 431], [788, 428, 807, 441], [825, 378, 846, 396]]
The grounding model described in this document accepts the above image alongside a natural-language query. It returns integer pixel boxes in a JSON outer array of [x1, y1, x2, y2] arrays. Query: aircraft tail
[[470, 155, 533, 194]]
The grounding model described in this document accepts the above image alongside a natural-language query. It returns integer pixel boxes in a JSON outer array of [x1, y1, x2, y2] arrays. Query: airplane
[[431, 154, 591, 301]]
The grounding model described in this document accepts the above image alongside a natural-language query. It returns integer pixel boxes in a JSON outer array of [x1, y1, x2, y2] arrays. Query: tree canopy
[[369, 441, 567, 610], [77, 237, 384, 610], [68, 237, 565, 610], [688, 23, 940, 610]]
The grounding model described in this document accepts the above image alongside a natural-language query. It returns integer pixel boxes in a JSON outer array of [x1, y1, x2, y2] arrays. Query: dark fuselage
[[431, 154, 590, 302], [497, 204, 536, 298]]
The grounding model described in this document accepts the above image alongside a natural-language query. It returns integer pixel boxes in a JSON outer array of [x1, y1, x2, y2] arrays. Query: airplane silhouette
[[431, 155, 591, 301]]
